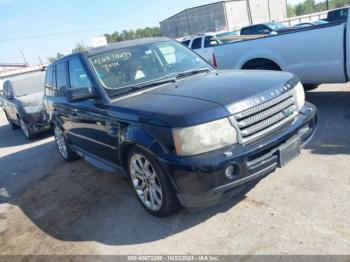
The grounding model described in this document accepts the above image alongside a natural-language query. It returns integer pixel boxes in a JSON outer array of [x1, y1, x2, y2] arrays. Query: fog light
[[225, 163, 239, 179]]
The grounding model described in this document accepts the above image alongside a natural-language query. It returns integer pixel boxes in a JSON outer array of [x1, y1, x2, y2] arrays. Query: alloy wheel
[[54, 126, 68, 159], [130, 153, 163, 211], [20, 119, 30, 138]]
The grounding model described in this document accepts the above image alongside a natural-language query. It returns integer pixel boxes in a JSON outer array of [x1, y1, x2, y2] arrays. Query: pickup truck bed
[[214, 19, 350, 85]]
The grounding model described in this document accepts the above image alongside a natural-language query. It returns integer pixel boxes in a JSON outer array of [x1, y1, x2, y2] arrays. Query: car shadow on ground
[[305, 89, 350, 155], [0, 140, 261, 246], [0, 122, 52, 148]]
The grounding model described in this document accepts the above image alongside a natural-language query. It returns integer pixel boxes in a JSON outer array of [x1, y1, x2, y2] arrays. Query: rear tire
[[127, 147, 181, 217], [53, 125, 79, 161]]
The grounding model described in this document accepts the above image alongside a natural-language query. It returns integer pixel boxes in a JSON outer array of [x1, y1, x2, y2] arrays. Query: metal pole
[[19, 49, 28, 65], [246, 0, 253, 24]]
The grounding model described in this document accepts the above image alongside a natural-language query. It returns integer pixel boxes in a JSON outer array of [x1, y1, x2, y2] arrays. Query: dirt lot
[[0, 84, 349, 255]]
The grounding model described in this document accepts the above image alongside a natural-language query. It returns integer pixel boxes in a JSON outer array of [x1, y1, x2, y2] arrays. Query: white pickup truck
[[213, 9, 350, 88], [181, 33, 222, 63]]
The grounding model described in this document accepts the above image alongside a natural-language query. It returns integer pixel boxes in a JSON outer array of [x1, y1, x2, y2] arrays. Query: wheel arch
[[118, 127, 179, 191], [241, 58, 282, 70], [118, 127, 171, 170]]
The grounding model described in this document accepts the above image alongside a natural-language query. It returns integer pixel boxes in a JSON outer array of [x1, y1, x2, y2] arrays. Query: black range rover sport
[[43, 37, 317, 217]]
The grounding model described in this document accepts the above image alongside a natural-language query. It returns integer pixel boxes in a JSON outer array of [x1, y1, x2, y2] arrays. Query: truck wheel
[[127, 147, 181, 217], [53, 125, 79, 161], [5, 112, 19, 130], [19, 118, 35, 140]]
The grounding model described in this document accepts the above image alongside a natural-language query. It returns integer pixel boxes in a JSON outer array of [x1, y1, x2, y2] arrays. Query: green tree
[[48, 52, 65, 63], [287, 4, 296, 17], [72, 43, 88, 53], [288, 0, 350, 17], [104, 26, 161, 44]]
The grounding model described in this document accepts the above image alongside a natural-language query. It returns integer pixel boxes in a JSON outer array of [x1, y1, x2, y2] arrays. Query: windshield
[[13, 72, 45, 97], [267, 22, 287, 31], [314, 20, 328, 25], [89, 40, 211, 96]]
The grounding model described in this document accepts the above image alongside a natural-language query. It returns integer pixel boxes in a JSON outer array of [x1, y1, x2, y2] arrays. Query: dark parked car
[[325, 7, 349, 23], [2, 72, 49, 139], [240, 22, 288, 35], [43, 37, 317, 217], [292, 20, 328, 29]]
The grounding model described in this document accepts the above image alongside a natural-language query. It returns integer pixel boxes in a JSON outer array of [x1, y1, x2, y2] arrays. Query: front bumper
[[159, 102, 317, 209], [21, 110, 50, 133]]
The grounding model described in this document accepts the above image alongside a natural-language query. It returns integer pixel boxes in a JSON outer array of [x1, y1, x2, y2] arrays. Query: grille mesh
[[233, 90, 297, 142]]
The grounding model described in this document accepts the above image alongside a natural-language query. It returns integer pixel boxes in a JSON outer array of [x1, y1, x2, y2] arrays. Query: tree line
[[48, 26, 161, 62], [288, 0, 349, 17]]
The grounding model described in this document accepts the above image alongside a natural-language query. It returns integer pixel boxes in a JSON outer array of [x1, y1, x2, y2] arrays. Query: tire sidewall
[[127, 147, 180, 217], [53, 124, 78, 161], [19, 118, 32, 139]]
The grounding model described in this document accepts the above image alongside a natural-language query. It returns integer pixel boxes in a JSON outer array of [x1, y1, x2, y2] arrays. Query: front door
[[64, 57, 119, 164]]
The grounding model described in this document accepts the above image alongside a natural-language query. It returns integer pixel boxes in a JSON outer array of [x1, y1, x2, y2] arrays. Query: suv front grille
[[232, 90, 297, 143]]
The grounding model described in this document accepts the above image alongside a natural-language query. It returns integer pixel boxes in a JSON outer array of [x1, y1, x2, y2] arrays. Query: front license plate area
[[277, 139, 301, 167]]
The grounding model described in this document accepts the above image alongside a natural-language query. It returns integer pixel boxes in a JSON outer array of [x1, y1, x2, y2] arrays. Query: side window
[[259, 26, 271, 34], [45, 65, 55, 96], [68, 58, 92, 89], [181, 40, 190, 47], [191, 38, 202, 50], [5, 82, 13, 98], [3, 82, 8, 98], [204, 36, 218, 48], [56, 62, 67, 96], [242, 27, 255, 35]]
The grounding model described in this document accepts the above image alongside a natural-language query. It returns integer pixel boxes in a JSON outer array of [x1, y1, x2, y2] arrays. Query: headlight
[[294, 82, 305, 110], [172, 118, 237, 156], [23, 105, 43, 114]]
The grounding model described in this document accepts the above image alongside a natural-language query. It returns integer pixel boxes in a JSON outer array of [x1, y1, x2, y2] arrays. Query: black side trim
[[71, 145, 127, 176]]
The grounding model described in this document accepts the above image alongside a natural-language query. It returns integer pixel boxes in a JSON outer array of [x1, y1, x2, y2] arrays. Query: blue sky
[[0, 0, 304, 64]]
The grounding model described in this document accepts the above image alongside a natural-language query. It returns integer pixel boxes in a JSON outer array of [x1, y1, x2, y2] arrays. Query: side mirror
[[210, 40, 218, 46], [66, 87, 96, 103]]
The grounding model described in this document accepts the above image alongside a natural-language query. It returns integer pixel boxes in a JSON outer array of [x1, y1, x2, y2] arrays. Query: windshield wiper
[[110, 77, 176, 97], [175, 68, 211, 79]]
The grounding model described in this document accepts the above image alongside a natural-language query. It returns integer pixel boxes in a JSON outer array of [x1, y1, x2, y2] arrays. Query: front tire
[[19, 118, 34, 140], [127, 147, 181, 217], [53, 125, 79, 161]]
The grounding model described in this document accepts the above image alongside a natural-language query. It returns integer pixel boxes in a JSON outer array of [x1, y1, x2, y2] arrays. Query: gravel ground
[[0, 84, 349, 255]]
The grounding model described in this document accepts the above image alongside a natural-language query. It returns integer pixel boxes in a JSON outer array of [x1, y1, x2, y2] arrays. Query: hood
[[111, 70, 295, 127], [15, 91, 44, 107]]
